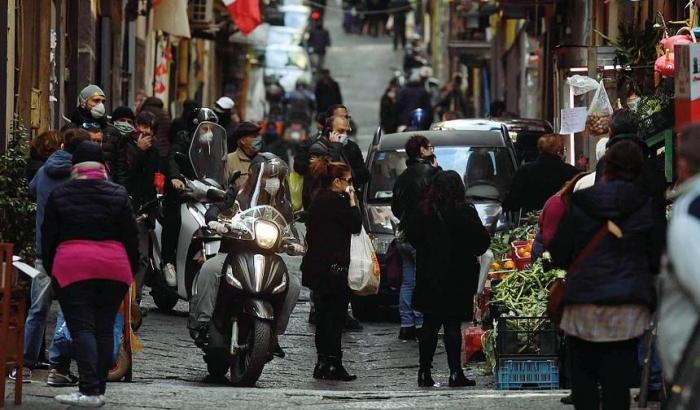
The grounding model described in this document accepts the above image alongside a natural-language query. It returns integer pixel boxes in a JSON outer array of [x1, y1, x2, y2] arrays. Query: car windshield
[[265, 48, 308, 70], [367, 146, 515, 202]]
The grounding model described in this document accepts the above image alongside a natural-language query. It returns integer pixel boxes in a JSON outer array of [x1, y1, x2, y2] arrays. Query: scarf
[[71, 161, 108, 181]]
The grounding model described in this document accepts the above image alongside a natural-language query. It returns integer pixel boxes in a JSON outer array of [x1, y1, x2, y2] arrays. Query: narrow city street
[[12, 4, 661, 410]]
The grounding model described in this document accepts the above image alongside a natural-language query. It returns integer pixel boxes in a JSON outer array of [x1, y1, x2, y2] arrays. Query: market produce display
[[478, 213, 566, 375]]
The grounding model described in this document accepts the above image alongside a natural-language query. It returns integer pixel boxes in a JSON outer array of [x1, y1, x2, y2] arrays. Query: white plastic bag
[[566, 75, 600, 96], [348, 227, 381, 296]]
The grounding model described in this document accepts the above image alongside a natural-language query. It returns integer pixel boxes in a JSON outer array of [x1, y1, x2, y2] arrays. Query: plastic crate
[[496, 316, 558, 358], [496, 358, 560, 390], [511, 240, 532, 269]]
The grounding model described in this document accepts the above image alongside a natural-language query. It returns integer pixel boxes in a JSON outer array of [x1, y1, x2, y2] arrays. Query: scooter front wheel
[[150, 286, 179, 312], [229, 318, 272, 387]]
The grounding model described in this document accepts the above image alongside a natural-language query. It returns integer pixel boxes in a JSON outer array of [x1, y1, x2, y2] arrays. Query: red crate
[[511, 240, 532, 270]]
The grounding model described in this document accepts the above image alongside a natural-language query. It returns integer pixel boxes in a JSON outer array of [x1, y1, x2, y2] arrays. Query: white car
[[264, 44, 312, 92]]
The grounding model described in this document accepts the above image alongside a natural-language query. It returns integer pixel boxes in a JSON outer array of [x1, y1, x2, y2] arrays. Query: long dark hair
[[421, 170, 466, 215]]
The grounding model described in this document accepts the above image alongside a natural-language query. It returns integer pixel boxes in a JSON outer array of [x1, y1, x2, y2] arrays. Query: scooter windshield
[[223, 205, 295, 242], [236, 153, 294, 224], [188, 121, 228, 188]]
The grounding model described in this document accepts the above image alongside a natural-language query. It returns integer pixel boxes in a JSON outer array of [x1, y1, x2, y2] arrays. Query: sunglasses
[[339, 177, 353, 183], [426, 144, 435, 152]]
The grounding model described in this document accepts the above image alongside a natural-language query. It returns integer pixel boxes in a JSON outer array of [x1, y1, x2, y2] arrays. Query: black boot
[[325, 356, 357, 381], [313, 355, 329, 379], [343, 315, 363, 332], [448, 369, 476, 387], [417, 367, 435, 387], [188, 322, 210, 348], [398, 326, 417, 340]]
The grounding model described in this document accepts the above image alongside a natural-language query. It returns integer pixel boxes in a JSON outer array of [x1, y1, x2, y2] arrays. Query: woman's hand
[[346, 185, 357, 207], [329, 130, 341, 143]]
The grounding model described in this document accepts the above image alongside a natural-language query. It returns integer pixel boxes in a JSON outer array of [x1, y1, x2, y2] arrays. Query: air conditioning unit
[[189, 0, 213, 24]]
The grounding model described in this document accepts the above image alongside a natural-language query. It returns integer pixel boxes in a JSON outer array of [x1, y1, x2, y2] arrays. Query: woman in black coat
[[408, 170, 491, 388], [301, 157, 362, 381]]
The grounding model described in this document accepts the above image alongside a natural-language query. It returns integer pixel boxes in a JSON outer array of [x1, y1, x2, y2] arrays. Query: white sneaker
[[164, 263, 177, 287], [55, 392, 105, 408]]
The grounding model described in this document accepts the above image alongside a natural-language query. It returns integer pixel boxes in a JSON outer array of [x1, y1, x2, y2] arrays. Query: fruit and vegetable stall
[[464, 213, 567, 390]]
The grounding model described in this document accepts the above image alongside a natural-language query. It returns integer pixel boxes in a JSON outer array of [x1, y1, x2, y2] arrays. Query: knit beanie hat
[[78, 85, 106, 106], [112, 106, 135, 122], [72, 141, 105, 165]]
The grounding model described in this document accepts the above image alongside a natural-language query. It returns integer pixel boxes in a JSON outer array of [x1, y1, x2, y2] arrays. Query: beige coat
[[226, 148, 253, 188]]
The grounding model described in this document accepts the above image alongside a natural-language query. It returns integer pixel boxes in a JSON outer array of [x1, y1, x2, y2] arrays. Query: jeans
[[419, 314, 462, 372], [189, 253, 301, 335], [568, 336, 638, 410], [58, 280, 128, 396], [638, 331, 663, 391], [314, 289, 349, 358], [23, 259, 54, 368], [399, 250, 423, 328], [49, 309, 72, 373]]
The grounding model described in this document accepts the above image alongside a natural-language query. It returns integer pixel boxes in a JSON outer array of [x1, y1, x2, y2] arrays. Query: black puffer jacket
[[168, 130, 195, 180], [549, 180, 660, 308], [503, 152, 579, 214], [407, 203, 491, 317], [70, 107, 126, 184], [122, 133, 159, 210], [391, 157, 438, 230], [41, 179, 139, 275]]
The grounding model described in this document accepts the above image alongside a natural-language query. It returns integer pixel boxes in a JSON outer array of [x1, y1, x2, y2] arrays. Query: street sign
[[675, 43, 700, 128]]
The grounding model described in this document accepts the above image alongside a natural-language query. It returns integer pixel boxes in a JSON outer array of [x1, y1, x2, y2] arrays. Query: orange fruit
[[522, 251, 531, 259], [504, 260, 516, 270], [490, 262, 501, 271]]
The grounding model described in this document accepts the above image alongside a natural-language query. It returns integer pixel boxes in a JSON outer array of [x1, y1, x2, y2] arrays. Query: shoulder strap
[[567, 220, 622, 277]]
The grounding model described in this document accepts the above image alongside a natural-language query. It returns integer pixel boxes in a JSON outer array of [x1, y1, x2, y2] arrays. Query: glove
[[208, 221, 228, 234]]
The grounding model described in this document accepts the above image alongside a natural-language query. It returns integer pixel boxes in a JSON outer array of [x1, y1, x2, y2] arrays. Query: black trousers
[[419, 314, 462, 372], [393, 17, 406, 50], [161, 193, 182, 265], [568, 336, 638, 410], [58, 280, 129, 396], [314, 290, 349, 358]]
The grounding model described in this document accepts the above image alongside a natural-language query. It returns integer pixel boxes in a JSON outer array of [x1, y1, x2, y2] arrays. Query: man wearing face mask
[[161, 108, 220, 287], [70, 84, 125, 184], [304, 115, 369, 209], [226, 122, 264, 188], [122, 112, 160, 304]]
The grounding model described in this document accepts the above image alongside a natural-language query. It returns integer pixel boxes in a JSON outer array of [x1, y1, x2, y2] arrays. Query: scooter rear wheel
[[229, 318, 272, 387]]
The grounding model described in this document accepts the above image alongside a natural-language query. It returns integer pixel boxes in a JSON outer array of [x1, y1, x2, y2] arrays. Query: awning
[[154, 0, 191, 38]]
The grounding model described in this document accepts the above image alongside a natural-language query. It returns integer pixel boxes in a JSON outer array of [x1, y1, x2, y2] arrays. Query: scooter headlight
[[254, 220, 279, 250]]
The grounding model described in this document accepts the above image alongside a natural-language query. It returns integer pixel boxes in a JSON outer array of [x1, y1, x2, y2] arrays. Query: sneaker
[[164, 263, 177, 287], [55, 392, 105, 408], [47, 369, 79, 387], [9, 367, 31, 383]]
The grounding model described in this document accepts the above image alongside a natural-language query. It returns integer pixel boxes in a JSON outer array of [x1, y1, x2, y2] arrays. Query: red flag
[[222, 0, 261, 36]]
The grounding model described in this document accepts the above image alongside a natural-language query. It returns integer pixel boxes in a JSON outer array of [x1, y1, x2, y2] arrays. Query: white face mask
[[290, 131, 301, 142], [91, 102, 106, 119], [264, 177, 281, 197], [339, 133, 349, 146], [199, 130, 214, 144]]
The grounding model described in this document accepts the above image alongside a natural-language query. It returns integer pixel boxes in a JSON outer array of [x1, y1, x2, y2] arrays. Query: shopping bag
[[348, 227, 381, 296], [288, 171, 304, 212], [386, 15, 394, 31]]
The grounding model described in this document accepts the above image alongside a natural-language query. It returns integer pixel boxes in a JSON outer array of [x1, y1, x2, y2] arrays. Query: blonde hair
[[537, 133, 564, 155]]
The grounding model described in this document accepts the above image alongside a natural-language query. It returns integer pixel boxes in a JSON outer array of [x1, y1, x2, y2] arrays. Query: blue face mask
[[339, 134, 349, 146], [251, 137, 263, 152]]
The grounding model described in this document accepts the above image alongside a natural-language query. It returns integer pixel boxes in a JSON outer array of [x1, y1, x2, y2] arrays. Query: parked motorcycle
[[200, 153, 304, 386], [143, 121, 229, 311]]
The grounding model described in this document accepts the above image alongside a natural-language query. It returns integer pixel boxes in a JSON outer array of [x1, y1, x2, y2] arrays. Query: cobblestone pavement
[[8, 2, 661, 409]]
